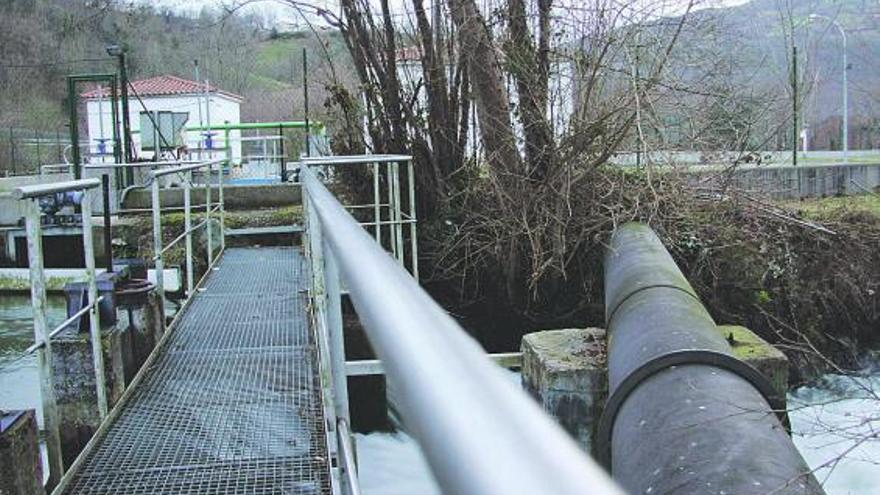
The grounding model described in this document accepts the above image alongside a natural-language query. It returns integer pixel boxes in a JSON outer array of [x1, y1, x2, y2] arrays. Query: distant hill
[[687, 0, 880, 131]]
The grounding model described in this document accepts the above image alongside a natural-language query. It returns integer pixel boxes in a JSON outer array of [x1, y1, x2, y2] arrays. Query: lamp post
[[106, 44, 133, 180], [809, 13, 848, 163]]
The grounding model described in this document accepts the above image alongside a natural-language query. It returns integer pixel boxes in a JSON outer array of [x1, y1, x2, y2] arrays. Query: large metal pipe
[[600, 223, 824, 495]]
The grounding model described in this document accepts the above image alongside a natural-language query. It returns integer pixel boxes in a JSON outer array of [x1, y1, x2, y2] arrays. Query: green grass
[[779, 194, 880, 219]]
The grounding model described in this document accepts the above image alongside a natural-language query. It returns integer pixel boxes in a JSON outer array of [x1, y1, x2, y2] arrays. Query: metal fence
[[300, 163, 625, 495], [0, 128, 78, 177], [81, 159, 222, 215], [300, 154, 419, 279], [149, 159, 226, 306], [13, 178, 109, 489]]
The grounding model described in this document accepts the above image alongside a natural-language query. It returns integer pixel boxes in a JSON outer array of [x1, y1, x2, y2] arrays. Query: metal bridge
[[13, 154, 820, 495], [60, 247, 328, 493]]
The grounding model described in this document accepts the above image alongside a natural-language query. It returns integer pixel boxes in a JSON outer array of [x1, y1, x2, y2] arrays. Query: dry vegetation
[[422, 164, 880, 378]]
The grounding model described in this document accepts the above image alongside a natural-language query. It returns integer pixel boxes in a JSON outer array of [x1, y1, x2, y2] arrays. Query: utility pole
[[792, 45, 798, 167], [303, 48, 311, 157], [194, 60, 204, 128]]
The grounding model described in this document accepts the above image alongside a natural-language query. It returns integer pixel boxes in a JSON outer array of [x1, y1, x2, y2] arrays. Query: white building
[[393, 46, 576, 156], [82, 75, 243, 163]]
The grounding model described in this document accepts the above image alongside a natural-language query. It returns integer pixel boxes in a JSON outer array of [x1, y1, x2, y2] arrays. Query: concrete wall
[[702, 162, 880, 199], [0, 173, 74, 225], [52, 290, 163, 466]]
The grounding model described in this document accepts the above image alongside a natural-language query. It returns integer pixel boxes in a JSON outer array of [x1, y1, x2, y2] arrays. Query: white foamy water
[[355, 431, 440, 495], [789, 372, 880, 495], [355, 371, 879, 495]]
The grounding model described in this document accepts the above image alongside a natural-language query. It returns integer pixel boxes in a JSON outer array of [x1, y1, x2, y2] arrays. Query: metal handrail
[[336, 419, 362, 495], [153, 217, 210, 260], [300, 154, 412, 165], [301, 154, 419, 279], [13, 178, 101, 199], [151, 159, 226, 178], [301, 165, 625, 495], [24, 296, 106, 354], [82, 160, 206, 170], [150, 158, 225, 301]]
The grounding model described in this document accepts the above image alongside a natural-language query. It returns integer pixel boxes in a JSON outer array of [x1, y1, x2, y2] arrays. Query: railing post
[[407, 159, 419, 280], [392, 161, 404, 266], [373, 162, 381, 244], [205, 163, 213, 265], [336, 419, 362, 495], [151, 178, 165, 328], [184, 170, 194, 296], [80, 191, 109, 419], [24, 199, 64, 489], [323, 239, 350, 423], [218, 159, 225, 251], [324, 239, 352, 495], [385, 162, 396, 259]]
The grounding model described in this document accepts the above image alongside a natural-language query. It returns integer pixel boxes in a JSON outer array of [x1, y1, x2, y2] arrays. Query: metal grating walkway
[[62, 247, 330, 494]]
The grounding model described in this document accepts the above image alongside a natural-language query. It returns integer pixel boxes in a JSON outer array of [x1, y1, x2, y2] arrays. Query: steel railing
[[82, 159, 223, 213], [300, 164, 625, 495], [150, 159, 226, 309], [13, 178, 108, 489], [300, 154, 418, 280]]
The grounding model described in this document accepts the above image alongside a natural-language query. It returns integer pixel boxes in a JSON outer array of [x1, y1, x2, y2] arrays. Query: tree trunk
[[448, 0, 522, 176]]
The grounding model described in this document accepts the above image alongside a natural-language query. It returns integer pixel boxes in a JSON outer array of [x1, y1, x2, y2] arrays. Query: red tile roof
[[80, 75, 242, 101]]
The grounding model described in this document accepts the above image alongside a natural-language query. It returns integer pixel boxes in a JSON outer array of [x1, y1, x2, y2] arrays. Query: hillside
[[0, 0, 877, 149], [0, 1, 352, 132]]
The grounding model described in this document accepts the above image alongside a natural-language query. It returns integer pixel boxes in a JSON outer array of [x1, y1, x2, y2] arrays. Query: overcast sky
[[146, 0, 754, 27]]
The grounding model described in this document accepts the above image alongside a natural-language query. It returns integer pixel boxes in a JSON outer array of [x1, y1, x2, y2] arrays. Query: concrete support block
[[0, 410, 43, 495], [521, 328, 607, 455], [52, 326, 127, 466], [715, 325, 789, 401], [521, 325, 790, 457]]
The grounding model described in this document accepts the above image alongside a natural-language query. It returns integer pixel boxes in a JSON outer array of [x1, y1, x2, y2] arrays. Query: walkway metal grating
[[62, 247, 330, 494]]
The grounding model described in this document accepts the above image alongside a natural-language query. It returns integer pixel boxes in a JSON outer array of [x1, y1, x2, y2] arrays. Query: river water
[[354, 370, 880, 495], [0, 294, 876, 493], [0, 294, 66, 424]]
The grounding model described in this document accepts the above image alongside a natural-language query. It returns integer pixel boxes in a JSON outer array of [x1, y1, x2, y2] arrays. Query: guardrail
[[300, 154, 418, 279], [82, 160, 223, 213], [13, 178, 107, 489], [300, 164, 625, 495], [149, 159, 226, 311]]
